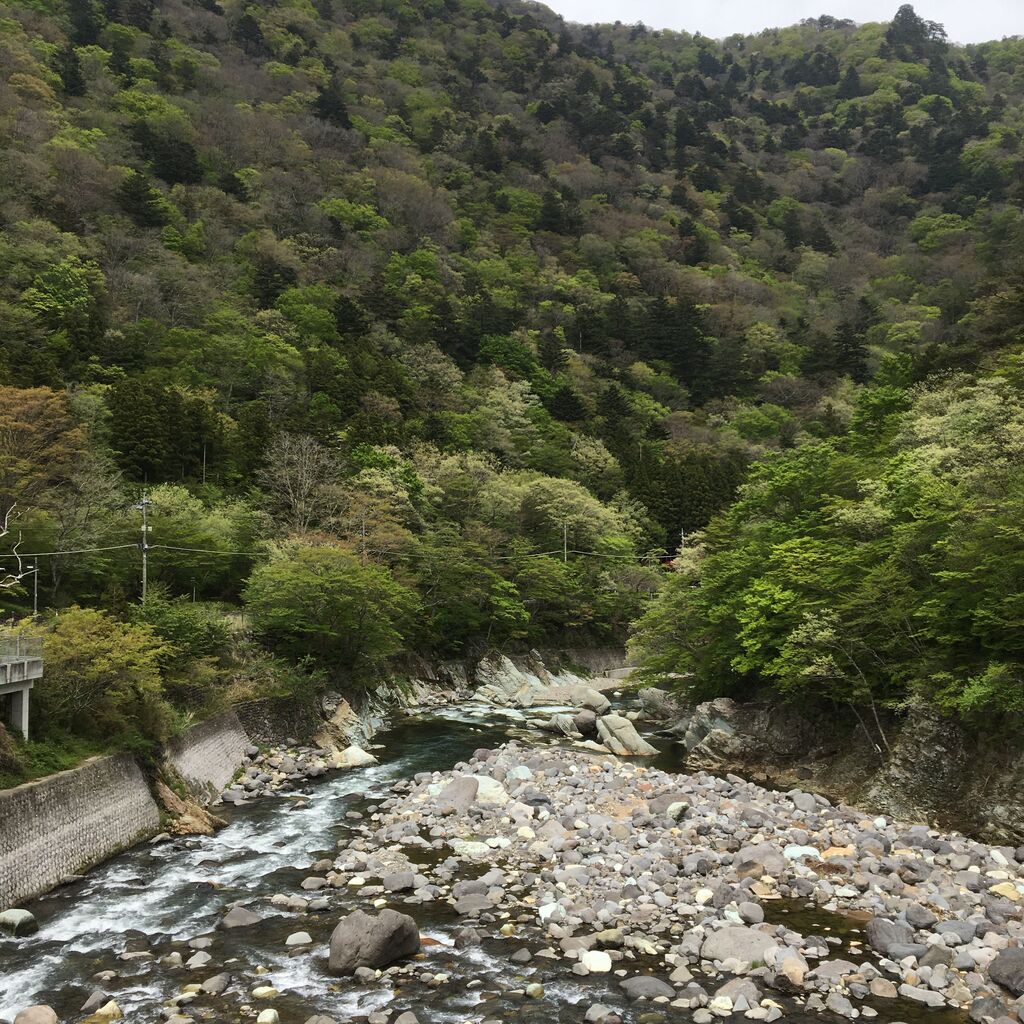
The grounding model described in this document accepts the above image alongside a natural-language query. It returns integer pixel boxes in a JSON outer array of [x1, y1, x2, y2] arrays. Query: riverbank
[[3, 669, 1024, 1024], [7, 652, 1023, 1024], [0, 649, 631, 911], [651, 697, 1024, 846]]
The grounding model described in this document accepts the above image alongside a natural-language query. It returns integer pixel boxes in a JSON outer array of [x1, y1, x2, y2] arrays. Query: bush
[[0, 722, 24, 780], [36, 607, 173, 745]]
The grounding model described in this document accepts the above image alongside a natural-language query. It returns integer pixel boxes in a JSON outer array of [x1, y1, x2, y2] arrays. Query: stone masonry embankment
[[165, 709, 250, 795], [0, 754, 159, 908], [0, 711, 257, 908]]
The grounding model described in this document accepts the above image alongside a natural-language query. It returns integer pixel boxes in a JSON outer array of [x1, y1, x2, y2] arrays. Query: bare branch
[[0, 504, 29, 591]]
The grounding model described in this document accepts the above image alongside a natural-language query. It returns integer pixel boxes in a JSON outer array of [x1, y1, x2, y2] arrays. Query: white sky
[[542, 0, 1024, 45]]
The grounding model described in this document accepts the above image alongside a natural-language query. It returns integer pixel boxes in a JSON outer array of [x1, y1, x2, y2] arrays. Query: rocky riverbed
[[3, 666, 1024, 1024], [328, 740, 1024, 1024]]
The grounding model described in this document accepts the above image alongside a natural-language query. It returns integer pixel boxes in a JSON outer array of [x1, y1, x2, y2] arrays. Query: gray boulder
[[596, 714, 658, 757], [905, 902, 938, 929], [542, 713, 582, 739], [13, 1009, 57, 1024], [570, 686, 612, 714], [734, 845, 785, 878], [701, 926, 779, 966], [435, 776, 478, 813], [989, 948, 1024, 996], [865, 917, 915, 955], [637, 687, 684, 721], [0, 909, 37, 936], [80, 991, 108, 1013], [970, 996, 1008, 1022], [328, 909, 420, 975], [573, 709, 598, 736], [220, 905, 261, 929], [620, 975, 675, 1000], [201, 973, 231, 995]]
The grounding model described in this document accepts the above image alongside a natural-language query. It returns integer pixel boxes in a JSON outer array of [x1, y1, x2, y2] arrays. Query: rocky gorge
[[1, 653, 1023, 1024]]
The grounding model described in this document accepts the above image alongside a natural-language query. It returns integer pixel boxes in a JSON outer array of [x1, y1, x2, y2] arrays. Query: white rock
[[581, 950, 613, 973], [333, 745, 377, 768]]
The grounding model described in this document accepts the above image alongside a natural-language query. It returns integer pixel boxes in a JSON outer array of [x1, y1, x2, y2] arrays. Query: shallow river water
[[0, 705, 966, 1024]]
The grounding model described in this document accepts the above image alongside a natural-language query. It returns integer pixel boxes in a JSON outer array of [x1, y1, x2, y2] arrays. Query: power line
[[0, 543, 138, 559], [149, 544, 262, 556]]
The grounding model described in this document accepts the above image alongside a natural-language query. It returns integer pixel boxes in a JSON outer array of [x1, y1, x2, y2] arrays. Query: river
[[0, 704, 966, 1024]]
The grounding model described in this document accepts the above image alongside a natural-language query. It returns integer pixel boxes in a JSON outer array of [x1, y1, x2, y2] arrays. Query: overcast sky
[[542, 0, 1023, 45]]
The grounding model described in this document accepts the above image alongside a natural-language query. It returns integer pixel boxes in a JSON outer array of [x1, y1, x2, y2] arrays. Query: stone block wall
[[234, 695, 322, 745], [164, 709, 250, 796], [0, 754, 159, 908]]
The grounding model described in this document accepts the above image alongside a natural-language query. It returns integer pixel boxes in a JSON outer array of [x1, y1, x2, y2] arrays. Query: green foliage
[[244, 542, 419, 676], [631, 375, 1024, 723], [34, 607, 173, 744], [318, 197, 389, 233], [0, 0, 1023, 749], [128, 587, 230, 667], [0, 731, 107, 790]]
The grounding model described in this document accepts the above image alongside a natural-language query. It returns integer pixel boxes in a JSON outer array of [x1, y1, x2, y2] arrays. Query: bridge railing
[[0, 634, 44, 685]]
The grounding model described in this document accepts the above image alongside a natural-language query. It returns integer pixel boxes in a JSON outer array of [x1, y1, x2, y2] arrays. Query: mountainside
[[1, 0, 1024, 766]]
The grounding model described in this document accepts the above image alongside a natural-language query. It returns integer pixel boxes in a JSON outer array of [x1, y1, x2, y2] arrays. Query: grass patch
[[0, 733, 109, 790]]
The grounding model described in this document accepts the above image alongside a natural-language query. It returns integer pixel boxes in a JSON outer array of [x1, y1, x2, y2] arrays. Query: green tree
[[244, 543, 418, 675], [35, 607, 172, 744]]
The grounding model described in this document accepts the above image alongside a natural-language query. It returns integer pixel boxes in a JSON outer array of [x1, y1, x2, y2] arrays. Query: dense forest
[[1, 0, 1023, 778]]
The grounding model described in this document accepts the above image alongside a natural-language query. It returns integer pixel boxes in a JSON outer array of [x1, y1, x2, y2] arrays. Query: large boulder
[[989, 947, 1024, 996], [638, 687, 685, 722], [0, 909, 38, 936], [701, 926, 779, 966], [432, 772, 508, 811], [539, 713, 581, 739], [596, 714, 658, 757], [471, 774, 508, 805], [14, 1008, 58, 1024], [570, 686, 612, 715], [435, 775, 479, 813], [219, 905, 261, 929], [573, 709, 598, 736], [331, 745, 377, 769], [620, 976, 675, 1000], [734, 845, 785, 878], [328, 909, 420, 975], [865, 917, 915, 956]]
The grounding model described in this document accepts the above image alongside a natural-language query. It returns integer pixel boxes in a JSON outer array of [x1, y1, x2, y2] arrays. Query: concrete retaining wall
[[0, 754, 160, 908], [165, 710, 250, 796]]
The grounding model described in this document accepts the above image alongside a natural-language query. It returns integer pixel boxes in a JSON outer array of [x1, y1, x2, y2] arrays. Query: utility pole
[[25, 563, 37, 616], [137, 494, 152, 601], [563, 522, 568, 563]]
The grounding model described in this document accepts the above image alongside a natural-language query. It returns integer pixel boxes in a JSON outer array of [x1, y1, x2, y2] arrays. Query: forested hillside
[[1, 0, 1023, 774]]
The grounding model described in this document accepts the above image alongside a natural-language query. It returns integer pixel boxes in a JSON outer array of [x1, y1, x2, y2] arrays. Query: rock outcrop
[[596, 714, 658, 756], [155, 780, 225, 837]]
